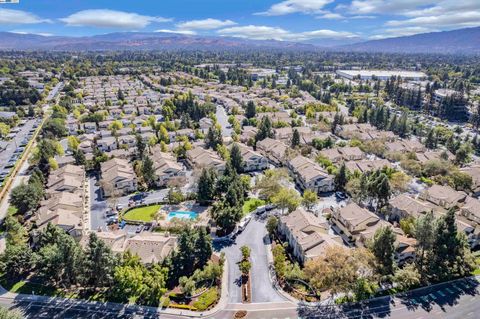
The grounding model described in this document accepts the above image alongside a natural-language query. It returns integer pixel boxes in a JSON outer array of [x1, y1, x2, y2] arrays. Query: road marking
[[470, 296, 476, 301], [468, 312, 474, 316]]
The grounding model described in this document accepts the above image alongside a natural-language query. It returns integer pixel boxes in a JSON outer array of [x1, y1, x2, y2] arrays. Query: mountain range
[[0, 27, 479, 54]]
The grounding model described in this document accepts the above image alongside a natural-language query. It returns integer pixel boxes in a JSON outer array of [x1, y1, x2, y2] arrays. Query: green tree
[[141, 155, 156, 188], [428, 208, 475, 282], [197, 168, 216, 205], [302, 189, 318, 211], [195, 227, 213, 268], [4, 215, 28, 246], [9, 183, 44, 214], [335, 163, 348, 191], [0, 243, 33, 280], [393, 263, 420, 291], [255, 116, 274, 142], [370, 226, 396, 276], [230, 143, 244, 173], [245, 101, 256, 119], [455, 143, 472, 166], [271, 187, 301, 214], [291, 129, 300, 148], [272, 244, 287, 281], [266, 216, 278, 236], [84, 232, 118, 288]]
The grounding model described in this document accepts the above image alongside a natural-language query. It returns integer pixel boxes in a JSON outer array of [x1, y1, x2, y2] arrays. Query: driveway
[[215, 217, 287, 303]]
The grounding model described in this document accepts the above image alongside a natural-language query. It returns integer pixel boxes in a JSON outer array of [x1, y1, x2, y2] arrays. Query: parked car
[[105, 209, 117, 218], [116, 204, 124, 211], [335, 191, 347, 200], [135, 225, 144, 233]]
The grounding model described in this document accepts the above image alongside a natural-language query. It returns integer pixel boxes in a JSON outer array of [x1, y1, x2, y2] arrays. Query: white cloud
[[217, 25, 358, 41], [0, 8, 51, 25], [176, 18, 236, 30], [9, 30, 54, 37], [317, 12, 345, 20], [155, 29, 197, 35], [256, 0, 333, 16], [60, 9, 171, 29], [386, 11, 480, 29]]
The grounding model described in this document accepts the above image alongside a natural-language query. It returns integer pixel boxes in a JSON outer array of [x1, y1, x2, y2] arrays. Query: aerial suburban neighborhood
[[0, 1, 480, 319]]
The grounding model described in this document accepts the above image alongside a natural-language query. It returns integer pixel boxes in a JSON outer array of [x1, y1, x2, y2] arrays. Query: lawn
[[242, 198, 265, 216], [472, 256, 480, 275], [0, 277, 58, 296], [123, 204, 161, 222]]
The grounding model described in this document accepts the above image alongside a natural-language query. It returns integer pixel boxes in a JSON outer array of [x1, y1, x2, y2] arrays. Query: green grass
[[0, 278, 58, 296], [7, 206, 18, 216], [471, 256, 480, 275], [242, 198, 265, 215], [123, 204, 161, 222]]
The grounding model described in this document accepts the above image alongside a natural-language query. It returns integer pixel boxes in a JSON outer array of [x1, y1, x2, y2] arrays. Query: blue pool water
[[167, 211, 198, 221]]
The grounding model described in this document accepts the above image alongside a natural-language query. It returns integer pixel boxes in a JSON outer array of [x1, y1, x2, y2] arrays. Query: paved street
[[1, 276, 479, 318], [215, 217, 287, 304], [216, 105, 232, 137]]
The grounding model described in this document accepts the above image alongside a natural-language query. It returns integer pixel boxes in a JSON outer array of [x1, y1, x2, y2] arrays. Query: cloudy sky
[[0, 0, 479, 42]]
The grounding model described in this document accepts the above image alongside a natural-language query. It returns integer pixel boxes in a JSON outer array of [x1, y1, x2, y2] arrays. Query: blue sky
[[0, 0, 479, 42]]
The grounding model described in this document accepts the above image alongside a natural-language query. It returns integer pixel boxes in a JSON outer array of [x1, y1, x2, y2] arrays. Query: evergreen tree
[[230, 143, 244, 173], [370, 226, 396, 276], [424, 128, 436, 149], [84, 232, 118, 288], [195, 227, 212, 268], [291, 129, 300, 148], [135, 134, 146, 159], [245, 100, 256, 119], [141, 155, 156, 188], [197, 168, 216, 205], [255, 116, 274, 142], [335, 163, 348, 191]]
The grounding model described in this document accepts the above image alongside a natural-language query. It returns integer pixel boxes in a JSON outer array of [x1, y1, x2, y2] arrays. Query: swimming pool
[[167, 211, 198, 221]]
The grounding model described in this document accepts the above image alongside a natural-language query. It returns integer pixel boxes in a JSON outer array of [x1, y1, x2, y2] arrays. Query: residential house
[[186, 147, 226, 173], [329, 202, 381, 245], [287, 156, 334, 193], [150, 146, 186, 187], [101, 158, 137, 197], [256, 138, 288, 165], [236, 144, 268, 172], [419, 185, 466, 209], [278, 207, 342, 264]]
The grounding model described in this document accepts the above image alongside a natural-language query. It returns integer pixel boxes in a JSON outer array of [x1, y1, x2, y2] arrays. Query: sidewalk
[[0, 256, 231, 318]]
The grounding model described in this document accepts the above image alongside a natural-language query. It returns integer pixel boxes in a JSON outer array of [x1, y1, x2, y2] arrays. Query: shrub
[[168, 304, 197, 311], [192, 287, 218, 311]]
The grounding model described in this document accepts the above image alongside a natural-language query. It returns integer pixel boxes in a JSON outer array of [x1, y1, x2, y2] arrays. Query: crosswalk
[[408, 279, 478, 305]]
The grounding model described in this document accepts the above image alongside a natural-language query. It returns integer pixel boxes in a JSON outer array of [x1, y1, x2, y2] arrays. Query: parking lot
[[0, 118, 41, 183]]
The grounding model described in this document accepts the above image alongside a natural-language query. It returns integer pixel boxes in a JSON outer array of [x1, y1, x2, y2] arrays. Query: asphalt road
[[2, 276, 479, 319], [215, 216, 287, 304], [216, 105, 232, 137]]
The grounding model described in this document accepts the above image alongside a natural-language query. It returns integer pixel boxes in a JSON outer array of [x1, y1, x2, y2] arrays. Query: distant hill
[[0, 27, 479, 54], [339, 27, 480, 54], [0, 31, 315, 51]]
